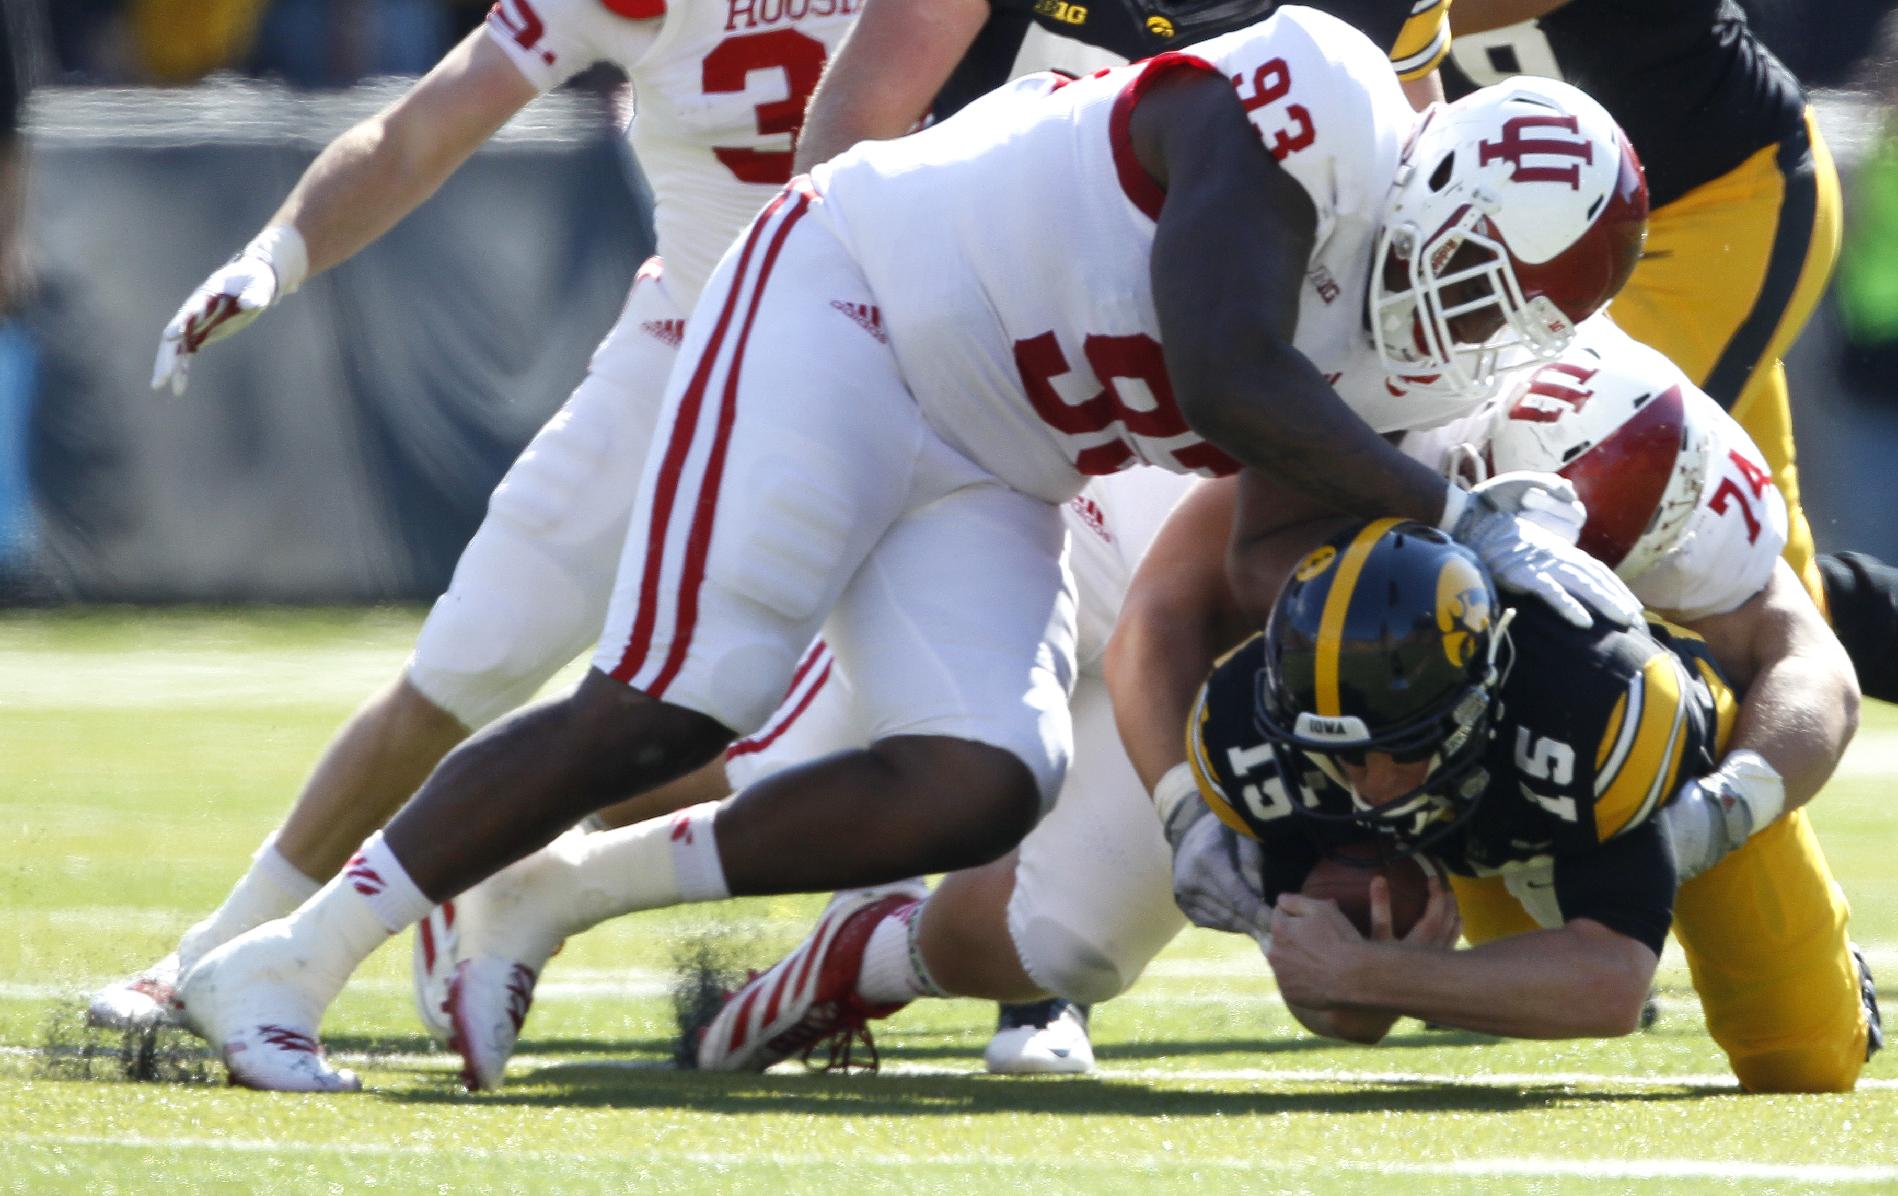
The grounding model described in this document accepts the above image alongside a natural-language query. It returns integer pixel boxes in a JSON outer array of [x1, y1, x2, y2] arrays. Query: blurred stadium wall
[[2, 76, 1895, 605], [8, 81, 649, 602]]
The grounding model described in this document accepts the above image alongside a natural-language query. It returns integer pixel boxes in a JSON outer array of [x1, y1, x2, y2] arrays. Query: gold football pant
[[1607, 111, 1842, 608], [1451, 809, 1867, 1092]]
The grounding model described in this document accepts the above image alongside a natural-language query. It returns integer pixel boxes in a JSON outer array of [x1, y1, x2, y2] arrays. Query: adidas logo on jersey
[[1067, 494, 1113, 543], [642, 319, 686, 347], [830, 300, 887, 344]]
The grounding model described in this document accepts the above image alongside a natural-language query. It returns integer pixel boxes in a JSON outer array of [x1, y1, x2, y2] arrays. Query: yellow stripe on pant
[[1450, 808, 1866, 1092], [1606, 110, 1843, 610]]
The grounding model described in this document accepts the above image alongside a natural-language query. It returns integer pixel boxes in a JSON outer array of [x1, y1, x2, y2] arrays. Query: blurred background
[[0, 0, 1894, 605]]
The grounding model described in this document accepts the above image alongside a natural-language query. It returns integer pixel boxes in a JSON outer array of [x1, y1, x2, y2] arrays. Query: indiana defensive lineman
[[681, 316, 1871, 1081], [91, 0, 870, 1028], [178, 11, 1650, 1091], [1182, 518, 1876, 1090]]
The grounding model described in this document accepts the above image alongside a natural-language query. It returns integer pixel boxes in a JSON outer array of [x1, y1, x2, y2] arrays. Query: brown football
[[1298, 843, 1438, 938]]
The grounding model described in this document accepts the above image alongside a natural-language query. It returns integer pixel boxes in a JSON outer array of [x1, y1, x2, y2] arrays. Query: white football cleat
[[87, 953, 186, 1031], [984, 998, 1095, 1075], [177, 925, 359, 1093], [695, 884, 926, 1073], [439, 839, 587, 1092], [412, 902, 459, 1047]]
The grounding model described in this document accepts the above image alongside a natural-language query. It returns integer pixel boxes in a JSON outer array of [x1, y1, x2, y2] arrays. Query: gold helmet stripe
[[1315, 518, 1408, 717]]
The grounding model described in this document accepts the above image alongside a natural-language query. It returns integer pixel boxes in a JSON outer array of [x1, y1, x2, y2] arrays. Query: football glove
[[1156, 763, 1272, 943], [1444, 471, 1642, 629], [152, 226, 308, 396], [1659, 749, 1787, 882]]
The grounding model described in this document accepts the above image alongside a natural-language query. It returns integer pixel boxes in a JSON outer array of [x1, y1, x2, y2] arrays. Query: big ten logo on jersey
[[1014, 330, 1241, 476], [1231, 58, 1315, 162], [1508, 360, 1597, 422], [1708, 446, 1773, 544], [1479, 115, 1593, 189], [725, 0, 858, 31], [489, 0, 557, 66], [1034, 0, 1088, 26]]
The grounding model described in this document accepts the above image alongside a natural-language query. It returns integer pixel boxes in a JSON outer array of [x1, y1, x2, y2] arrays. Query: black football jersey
[[1188, 602, 1734, 950], [934, 0, 1448, 118], [1438, 0, 1807, 208]]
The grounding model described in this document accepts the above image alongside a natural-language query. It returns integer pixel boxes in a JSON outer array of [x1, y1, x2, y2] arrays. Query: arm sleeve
[[483, 0, 660, 93], [1552, 821, 1676, 955]]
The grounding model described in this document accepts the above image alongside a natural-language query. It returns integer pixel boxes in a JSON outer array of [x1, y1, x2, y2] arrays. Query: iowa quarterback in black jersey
[[1180, 519, 1878, 1090]]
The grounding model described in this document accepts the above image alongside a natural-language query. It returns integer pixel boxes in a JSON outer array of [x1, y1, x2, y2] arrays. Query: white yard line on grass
[[4, 1134, 1896, 1183]]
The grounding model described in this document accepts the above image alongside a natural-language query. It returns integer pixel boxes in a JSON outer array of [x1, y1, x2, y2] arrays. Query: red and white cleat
[[87, 954, 186, 1031], [177, 925, 359, 1093], [447, 956, 542, 1092], [438, 839, 584, 1092], [695, 886, 924, 1073], [412, 902, 459, 1047]]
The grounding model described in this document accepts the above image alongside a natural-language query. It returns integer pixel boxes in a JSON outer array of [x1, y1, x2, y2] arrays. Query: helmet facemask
[[1372, 201, 1572, 403]]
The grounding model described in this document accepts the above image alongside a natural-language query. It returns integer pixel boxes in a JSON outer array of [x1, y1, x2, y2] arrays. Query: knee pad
[[1011, 912, 1136, 1006], [1731, 1037, 1864, 1094], [408, 524, 605, 729]]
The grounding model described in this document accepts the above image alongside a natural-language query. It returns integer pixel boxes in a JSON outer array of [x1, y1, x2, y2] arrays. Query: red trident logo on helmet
[[1478, 115, 1594, 188]]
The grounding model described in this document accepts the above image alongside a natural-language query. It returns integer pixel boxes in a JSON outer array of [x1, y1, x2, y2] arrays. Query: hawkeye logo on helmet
[[1436, 558, 1492, 668], [1293, 546, 1337, 582], [1294, 712, 1369, 742], [1478, 115, 1593, 189]]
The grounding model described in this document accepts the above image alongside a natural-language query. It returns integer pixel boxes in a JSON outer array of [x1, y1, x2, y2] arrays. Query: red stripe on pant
[[609, 186, 806, 686], [726, 639, 833, 759], [643, 188, 815, 699]]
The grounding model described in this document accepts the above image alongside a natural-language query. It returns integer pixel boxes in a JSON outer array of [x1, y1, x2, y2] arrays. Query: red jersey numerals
[[1014, 331, 1239, 476], [703, 29, 828, 185], [1232, 58, 1315, 161], [1708, 448, 1774, 544]]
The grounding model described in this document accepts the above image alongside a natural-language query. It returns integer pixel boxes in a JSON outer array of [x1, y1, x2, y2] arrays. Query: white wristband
[[1713, 748, 1787, 833], [242, 225, 310, 297], [1152, 760, 1201, 826], [1438, 481, 1471, 532]]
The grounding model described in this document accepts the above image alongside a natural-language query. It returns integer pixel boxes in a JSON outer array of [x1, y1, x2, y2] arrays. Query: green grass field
[[2, 608, 1893, 1195]]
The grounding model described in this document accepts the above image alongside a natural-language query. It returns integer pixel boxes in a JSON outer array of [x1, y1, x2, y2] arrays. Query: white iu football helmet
[[1486, 342, 1714, 580], [1373, 77, 1650, 400]]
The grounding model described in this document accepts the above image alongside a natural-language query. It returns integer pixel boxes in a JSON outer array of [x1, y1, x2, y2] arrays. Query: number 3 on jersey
[[703, 29, 828, 185]]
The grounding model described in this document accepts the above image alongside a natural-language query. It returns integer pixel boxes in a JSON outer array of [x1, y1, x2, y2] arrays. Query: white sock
[[854, 899, 942, 1006], [666, 801, 730, 903], [342, 831, 436, 933], [177, 836, 323, 970]]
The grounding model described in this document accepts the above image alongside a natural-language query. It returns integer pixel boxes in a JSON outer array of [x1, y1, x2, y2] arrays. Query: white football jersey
[[1401, 317, 1787, 620], [809, 8, 1442, 504], [484, 0, 861, 302], [1066, 466, 1198, 672]]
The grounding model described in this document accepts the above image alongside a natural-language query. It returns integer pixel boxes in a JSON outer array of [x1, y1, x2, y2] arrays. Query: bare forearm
[[1725, 655, 1858, 812], [794, 0, 989, 171], [263, 32, 534, 277], [1327, 925, 1655, 1038]]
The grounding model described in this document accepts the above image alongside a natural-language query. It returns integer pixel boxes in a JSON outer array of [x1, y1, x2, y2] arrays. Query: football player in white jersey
[[177, 11, 1652, 1091], [92, 0, 865, 1030], [436, 312, 1854, 1083]]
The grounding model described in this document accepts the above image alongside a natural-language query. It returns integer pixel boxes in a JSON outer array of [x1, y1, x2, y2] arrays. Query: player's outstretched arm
[[1272, 904, 1658, 1039], [792, 0, 991, 174], [1659, 559, 1860, 880], [152, 30, 539, 394], [1132, 71, 1456, 527]]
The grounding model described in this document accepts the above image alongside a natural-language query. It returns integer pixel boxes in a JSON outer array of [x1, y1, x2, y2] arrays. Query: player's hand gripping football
[[1157, 767, 1272, 943], [152, 228, 307, 396], [1447, 471, 1642, 629], [1266, 870, 1461, 1011]]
